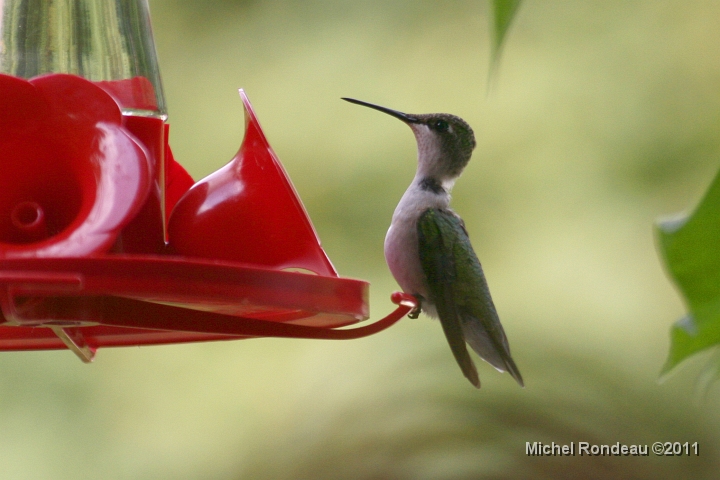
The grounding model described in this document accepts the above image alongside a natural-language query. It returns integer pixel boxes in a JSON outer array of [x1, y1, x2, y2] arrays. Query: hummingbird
[[343, 97, 523, 389]]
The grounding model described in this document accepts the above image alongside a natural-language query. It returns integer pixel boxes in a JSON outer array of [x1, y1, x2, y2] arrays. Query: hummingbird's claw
[[408, 295, 423, 319]]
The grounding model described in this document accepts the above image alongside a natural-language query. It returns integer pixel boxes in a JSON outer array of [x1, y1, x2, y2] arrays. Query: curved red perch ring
[[0, 257, 416, 354], [6, 292, 417, 341]]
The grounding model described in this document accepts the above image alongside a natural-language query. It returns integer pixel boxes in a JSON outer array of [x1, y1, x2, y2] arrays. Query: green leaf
[[490, 0, 522, 64], [657, 166, 720, 375]]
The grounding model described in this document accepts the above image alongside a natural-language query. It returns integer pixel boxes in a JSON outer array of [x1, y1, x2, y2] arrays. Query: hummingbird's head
[[342, 98, 476, 183]]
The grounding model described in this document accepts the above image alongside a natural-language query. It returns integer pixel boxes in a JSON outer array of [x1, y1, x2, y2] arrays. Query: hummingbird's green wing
[[418, 208, 523, 387], [417, 208, 480, 387]]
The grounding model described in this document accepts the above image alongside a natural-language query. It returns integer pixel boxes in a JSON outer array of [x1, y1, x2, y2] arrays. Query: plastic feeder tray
[[0, 76, 415, 361]]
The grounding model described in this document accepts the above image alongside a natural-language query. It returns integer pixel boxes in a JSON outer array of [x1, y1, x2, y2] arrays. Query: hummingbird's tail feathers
[[503, 355, 524, 387], [461, 315, 524, 387], [439, 310, 481, 388], [462, 360, 481, 389]]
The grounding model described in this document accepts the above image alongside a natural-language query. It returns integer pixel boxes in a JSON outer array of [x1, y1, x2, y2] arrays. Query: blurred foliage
[[490, 0, 522, 65], [2, 0, 720, 478], [657, 168, 720, 374]]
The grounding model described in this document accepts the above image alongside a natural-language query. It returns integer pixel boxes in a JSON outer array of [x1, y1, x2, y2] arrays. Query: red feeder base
[[0, 256, 417, 361]]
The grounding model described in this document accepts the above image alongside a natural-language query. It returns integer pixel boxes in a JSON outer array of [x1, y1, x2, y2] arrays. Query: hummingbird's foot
[[408, 294, 423, 319]]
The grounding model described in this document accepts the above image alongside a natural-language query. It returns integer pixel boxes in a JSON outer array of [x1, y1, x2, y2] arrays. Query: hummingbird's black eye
[[432, 119, 449, 132]]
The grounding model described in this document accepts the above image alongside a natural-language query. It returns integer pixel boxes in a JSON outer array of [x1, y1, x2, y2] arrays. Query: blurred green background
[[3, 0, 720, 478]]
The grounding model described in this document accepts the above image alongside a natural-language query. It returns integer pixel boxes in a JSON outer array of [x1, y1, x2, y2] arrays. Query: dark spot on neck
[[419, 177, 445, 195]]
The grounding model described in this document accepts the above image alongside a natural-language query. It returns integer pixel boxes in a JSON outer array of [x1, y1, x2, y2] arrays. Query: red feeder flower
[[0, 74, 152, 257], [168, 90, 336, 276]]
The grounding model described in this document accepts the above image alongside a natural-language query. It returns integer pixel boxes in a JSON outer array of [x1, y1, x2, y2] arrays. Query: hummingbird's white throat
[[410, 123, 465, 185]]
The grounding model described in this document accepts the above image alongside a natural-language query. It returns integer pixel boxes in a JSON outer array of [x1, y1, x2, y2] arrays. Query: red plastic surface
[[168, 90, 337, 276], [164, 127, 196, 228], [115, 115, 166, 254], [0, 256, 416, 349], [0, 74, 152, 257], [0, 255, 365, 334]]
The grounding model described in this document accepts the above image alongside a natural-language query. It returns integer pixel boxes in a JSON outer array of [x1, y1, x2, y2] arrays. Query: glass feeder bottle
[[0, 0, 166, 118]]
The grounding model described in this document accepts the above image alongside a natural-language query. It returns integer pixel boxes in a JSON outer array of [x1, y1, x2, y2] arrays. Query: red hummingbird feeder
[[0, 0, 416, 362]]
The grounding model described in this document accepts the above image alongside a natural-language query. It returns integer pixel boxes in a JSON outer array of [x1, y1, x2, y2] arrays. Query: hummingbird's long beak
[[342, 98, 419, 124]]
